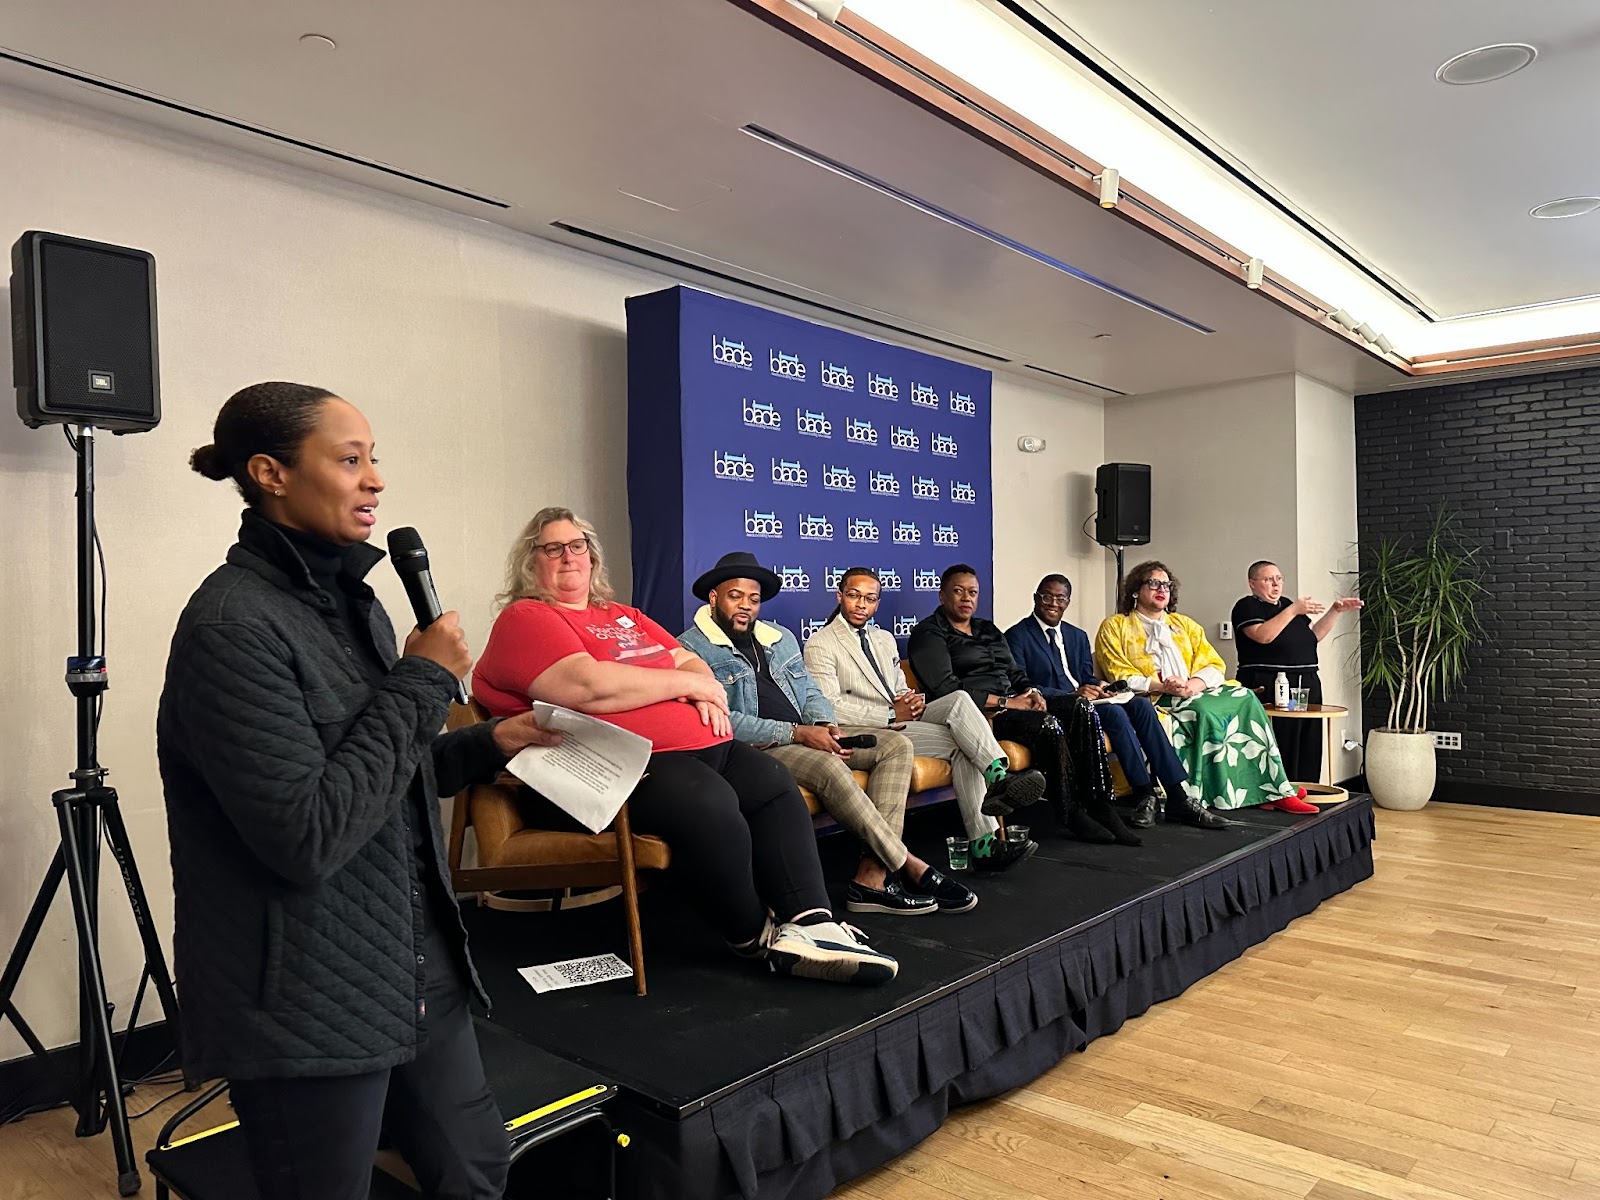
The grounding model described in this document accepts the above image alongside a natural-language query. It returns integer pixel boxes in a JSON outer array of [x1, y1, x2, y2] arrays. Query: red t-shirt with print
[[473, 599, 724, 754]]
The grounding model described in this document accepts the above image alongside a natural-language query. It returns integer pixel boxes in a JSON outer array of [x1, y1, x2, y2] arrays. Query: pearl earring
[[274, 489, 285, 497]]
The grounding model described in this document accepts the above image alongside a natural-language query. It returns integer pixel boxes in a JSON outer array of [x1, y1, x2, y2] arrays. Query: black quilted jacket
[[157, 512, 505, 1080]]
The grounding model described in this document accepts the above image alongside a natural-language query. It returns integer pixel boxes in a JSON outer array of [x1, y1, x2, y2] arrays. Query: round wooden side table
[[1261, 703, 1349, 804]]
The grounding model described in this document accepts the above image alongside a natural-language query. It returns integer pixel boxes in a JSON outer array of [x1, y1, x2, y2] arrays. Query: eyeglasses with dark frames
[[1140, 579, 1174, 592], [536, 538, 591, 560]]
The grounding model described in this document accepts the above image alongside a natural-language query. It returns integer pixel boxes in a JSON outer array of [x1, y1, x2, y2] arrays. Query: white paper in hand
[[504, 702, 651, 833]]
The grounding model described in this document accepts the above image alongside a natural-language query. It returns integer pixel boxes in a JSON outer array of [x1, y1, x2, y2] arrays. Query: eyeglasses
[[536, 538, 591, 559], [841, 590, 880, 604], [1034, 593, 1070, 607], [1140, 580, 1174, 592], [1257, 576, 1284, 586]]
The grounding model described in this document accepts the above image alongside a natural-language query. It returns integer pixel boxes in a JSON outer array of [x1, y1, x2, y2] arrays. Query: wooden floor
[[4, 804, 1598, 1200], [832, 803, 1600, 1200]]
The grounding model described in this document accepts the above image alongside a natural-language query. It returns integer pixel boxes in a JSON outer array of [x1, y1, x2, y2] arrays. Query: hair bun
[[189, 443, 231, 481]]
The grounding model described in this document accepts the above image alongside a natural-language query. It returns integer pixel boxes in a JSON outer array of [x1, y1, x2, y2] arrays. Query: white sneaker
[[767, 919, 898, 985]]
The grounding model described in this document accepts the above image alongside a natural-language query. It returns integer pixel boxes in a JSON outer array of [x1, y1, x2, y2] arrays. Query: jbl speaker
[[12, 231, 160, 433], [1094, 462, 1151, 545]]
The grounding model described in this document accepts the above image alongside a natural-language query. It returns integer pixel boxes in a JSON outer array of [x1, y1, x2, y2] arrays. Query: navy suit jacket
[[1003, 617, 1099, 699]]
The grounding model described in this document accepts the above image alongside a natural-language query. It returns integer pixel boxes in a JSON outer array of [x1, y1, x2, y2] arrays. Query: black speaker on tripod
[[2, 231, 180, 1195], [12, 230, 161, 433], [1094, 462, 1151, 546]]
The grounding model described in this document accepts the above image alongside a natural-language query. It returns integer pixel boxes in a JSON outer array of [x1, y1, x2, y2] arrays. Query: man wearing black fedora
[[679, 552, 978, 915]]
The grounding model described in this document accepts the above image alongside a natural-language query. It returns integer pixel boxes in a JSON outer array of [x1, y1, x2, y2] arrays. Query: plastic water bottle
[[1274, 671, 1290, 709]]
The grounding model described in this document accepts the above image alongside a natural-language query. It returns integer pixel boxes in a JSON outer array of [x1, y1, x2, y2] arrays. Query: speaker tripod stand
[[0, 425, 189, 1195]]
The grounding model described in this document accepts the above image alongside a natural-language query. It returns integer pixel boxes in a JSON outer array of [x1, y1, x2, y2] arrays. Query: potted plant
[[1357, 508, 1484, 810]]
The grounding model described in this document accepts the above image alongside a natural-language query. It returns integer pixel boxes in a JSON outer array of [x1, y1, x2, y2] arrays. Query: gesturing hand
[[403, 611, 472, 680], [491, 712, 565, 757], [1332, 597, 1364, 612], [1291, 595, 1325, 616]]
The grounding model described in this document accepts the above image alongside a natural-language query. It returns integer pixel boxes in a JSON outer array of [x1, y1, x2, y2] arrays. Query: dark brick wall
[[1355, 365, 1600, 798]]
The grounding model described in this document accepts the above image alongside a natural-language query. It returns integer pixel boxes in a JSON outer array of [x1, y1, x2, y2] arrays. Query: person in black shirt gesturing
[[907, 564, 1139, 846], [1231, 560, 1362, 782]]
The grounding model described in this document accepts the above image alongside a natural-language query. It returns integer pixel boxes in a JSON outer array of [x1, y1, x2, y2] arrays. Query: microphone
[[386, 526, 470, 706]]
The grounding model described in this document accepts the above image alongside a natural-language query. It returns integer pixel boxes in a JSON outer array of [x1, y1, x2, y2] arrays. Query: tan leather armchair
[[444, 702, 669, 996]]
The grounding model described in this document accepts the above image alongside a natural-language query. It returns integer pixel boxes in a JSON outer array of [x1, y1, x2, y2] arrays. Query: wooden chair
[[444, 701, 669, 996]]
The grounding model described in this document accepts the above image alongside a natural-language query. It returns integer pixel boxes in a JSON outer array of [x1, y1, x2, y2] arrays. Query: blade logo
[[712, 335, 753, 369], [798, 513, 834, 541], [950, 391, 977, 417], [932, 523, 960, 546], [892, 521, 921, 545], [771, 457, 808, 487], [744, 509, 784, 538], [913, 568, 942, 592], [893, 614, 917, 638], [742, 399, 782, 430], [910, 382, 939, 409], [889, 426, 920, 452], [931, 433, 959, 458], [713, 450, 755, 480], [769, 349, 807, 381], [821, 464, 856, 492], [911, 475, 941, 501], [867, 373, 899, 400], [795, 409, 832, 438], [820, 361, 855, 391], [799, 617, 828, 643], [949, 480, 977, 505], [876, 567, 903, 591], [779, 565, 811, 591], [847, 517, 880, 543], [869, 471, 900, 496], [846, 419, 879, 446], [824, 565, 848, 590]]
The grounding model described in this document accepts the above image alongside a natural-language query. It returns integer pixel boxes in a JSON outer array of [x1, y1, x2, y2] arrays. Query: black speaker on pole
[[1094, 462, 1151, 545], [11, 231, 160, 433]]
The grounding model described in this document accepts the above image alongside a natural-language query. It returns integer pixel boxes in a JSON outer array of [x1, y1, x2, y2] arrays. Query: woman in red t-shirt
[[474, 507, 897, 986]]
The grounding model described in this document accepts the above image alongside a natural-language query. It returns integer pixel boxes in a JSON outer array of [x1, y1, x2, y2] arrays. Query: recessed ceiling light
[[1435, 43, 1536, 85], [1530, 196, 1600, 219], [299, 33, 337, 51]]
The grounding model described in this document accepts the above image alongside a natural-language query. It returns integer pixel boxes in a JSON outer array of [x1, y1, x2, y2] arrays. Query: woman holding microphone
[[158, 382, 557, 1200]]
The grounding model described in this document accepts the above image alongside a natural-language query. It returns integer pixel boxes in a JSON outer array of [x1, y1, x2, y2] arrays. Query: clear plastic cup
[[1292, 687, 1311, 710], [946, 836, 971, 871], [1004, 824, 1030, 846]]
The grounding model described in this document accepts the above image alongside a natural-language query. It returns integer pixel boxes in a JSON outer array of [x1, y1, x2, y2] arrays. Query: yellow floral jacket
[[1093, 611, 1228, 692]]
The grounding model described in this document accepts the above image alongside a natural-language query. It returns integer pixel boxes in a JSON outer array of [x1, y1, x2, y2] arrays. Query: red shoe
[[1265, 794, 1318, 814], [1295, 786, 1309, 800]]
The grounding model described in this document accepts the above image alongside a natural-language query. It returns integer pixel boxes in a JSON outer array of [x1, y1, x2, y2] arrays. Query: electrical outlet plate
[[1431, 731, 1462, 751], [1218, 620, 1233, 641]]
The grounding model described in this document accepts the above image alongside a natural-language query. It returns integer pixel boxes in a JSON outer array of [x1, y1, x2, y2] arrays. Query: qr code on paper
[[518, 953, 634, 993]]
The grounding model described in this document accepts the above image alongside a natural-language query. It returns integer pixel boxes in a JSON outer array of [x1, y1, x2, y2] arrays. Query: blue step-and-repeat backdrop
[[626, 286, 993, 643]]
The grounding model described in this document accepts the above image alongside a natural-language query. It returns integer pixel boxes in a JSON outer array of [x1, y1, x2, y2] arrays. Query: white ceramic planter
[[1366, 730, 1436, 810]]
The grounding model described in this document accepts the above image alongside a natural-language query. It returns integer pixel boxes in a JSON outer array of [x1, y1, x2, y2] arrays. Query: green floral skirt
[[1161, 686, 1298, 810]]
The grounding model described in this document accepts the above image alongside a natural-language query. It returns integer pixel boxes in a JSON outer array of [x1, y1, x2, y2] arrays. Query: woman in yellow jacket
[[1094, 561, 1313, 814]]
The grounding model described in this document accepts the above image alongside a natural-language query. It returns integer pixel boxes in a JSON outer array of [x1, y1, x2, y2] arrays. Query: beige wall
[[988, 377, 1107, 631], [1294, 375, 1364, 780], [1103, 374, 1300, 671], [0, 89, 1106, 1056]]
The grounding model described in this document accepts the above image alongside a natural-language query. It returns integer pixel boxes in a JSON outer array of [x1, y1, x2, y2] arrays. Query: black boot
[[1165, 789, 1231, 829], [1064, 805, 1116, 844], [1090, 799, 1143, 846]]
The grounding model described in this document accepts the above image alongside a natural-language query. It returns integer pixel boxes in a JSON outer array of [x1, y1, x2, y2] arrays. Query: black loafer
[[980, 768, 1048, 817], [904, 866, 978, 913], [846, 876, 938, 915]]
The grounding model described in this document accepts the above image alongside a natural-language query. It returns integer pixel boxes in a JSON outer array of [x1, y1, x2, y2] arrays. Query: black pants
[[229, 926, 508, 1200], [1238, 667, 1324, 781], [516, 739, 831, 945], [992, 696, 1115, 820]]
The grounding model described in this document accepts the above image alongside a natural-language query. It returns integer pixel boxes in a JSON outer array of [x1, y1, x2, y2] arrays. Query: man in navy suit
[[1004, 573, 1192, 829]]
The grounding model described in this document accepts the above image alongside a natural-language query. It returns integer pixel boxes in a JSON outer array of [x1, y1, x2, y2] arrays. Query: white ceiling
[[1026, 0, 1600, 320], [0, 0, 1404, 396]]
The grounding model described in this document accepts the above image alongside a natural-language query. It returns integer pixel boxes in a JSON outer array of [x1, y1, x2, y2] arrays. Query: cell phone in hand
[[835, 733, 878, 750], [1103, 679, 1129, 695]]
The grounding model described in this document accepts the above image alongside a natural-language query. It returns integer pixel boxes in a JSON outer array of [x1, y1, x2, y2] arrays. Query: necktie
[[858, 628, 897, 700], [1046, 626, 1078, 688]]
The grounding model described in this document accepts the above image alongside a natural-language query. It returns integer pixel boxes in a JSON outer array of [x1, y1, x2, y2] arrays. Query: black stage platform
[[463, 796, 1375, 1200]]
